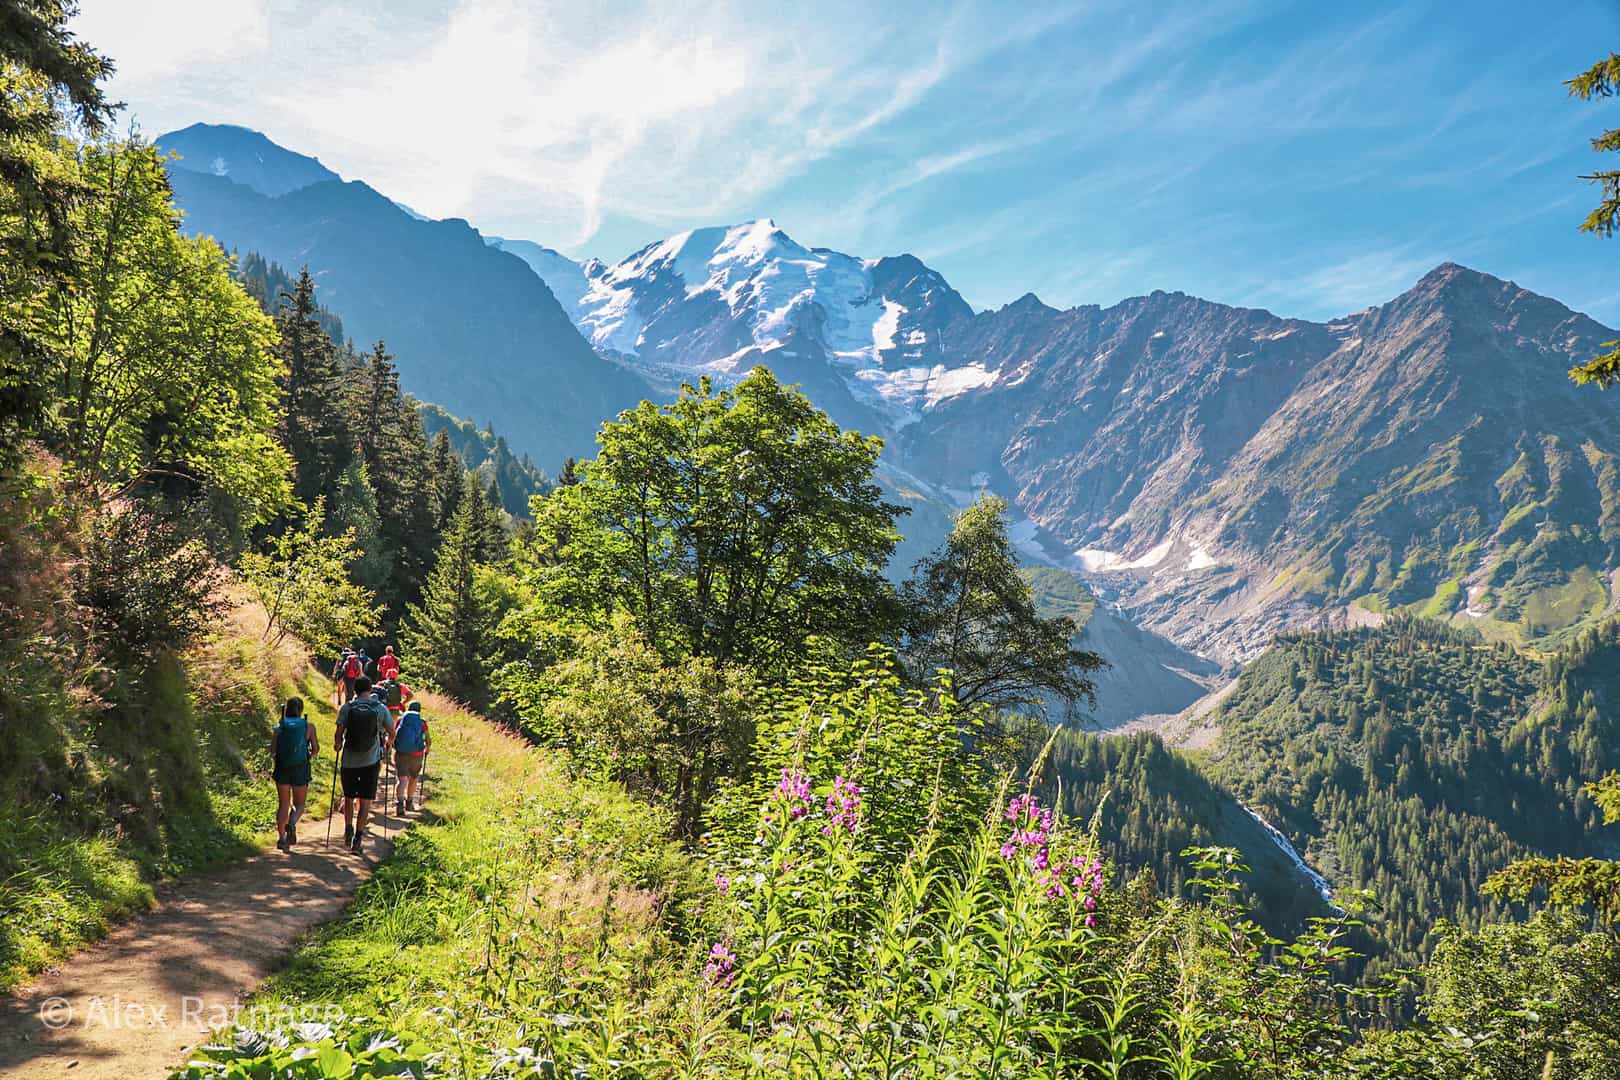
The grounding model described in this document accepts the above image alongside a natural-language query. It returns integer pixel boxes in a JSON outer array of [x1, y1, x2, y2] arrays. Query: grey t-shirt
[[336, 698, 390, 769]]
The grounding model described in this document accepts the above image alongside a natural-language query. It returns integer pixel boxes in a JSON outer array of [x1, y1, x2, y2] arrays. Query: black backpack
[[345, 698, 383, 753]]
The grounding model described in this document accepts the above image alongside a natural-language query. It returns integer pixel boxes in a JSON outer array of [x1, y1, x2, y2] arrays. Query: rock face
[[907, 264, 1620, 660], [158, 139, 653, 473], [547, 222, 1620, 662]]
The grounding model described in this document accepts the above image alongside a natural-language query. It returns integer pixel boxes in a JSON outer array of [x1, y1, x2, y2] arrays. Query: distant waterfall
[[1244, 807, 1339, 908]]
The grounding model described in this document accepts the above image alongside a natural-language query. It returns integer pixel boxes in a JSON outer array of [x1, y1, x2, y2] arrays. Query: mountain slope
[[163, 162, 653, 471], [158, 123, 340, 197], [901, 267, 1620, 660]]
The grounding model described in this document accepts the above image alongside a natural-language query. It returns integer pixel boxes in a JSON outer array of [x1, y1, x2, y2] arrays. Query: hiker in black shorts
[[271, 697, 318, 851], [334, 677, 395, 854]]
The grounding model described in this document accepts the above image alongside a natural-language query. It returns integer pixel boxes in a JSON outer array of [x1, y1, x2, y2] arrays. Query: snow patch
[[1076, 538, 1173, 573], [872, 299, 904, 352], [1185, 546, 1218, 571]]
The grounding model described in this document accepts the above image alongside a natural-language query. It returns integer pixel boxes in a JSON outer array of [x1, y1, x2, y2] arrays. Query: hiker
[[393, 701, 431, 815], [271, 697, 318, 851], [357, 646, 375, 680], [382, 676, 413, 722], [376, 645, 400, 682], [334, 676, 395, 854], [335, 650, 364, 704]]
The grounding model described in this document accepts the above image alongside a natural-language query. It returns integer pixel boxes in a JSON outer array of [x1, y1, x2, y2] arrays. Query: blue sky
[[75, 0, 1620, 324]]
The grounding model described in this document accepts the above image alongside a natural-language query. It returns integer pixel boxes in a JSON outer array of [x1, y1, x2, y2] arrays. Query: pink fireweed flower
[[704, 941, 736, 986], [822, 775, 862, 835], [774, 768, 812, 820], [715, 874, 730, 895]]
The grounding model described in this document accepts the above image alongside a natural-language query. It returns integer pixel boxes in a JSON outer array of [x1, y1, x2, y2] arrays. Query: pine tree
[[399, 487, 490, 709], [429, 429, 462, 531], [276, 269, 352, 510]]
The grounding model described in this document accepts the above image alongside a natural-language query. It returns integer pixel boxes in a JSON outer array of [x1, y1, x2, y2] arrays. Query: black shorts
[[273, 761, 312, 787], [340, 761, 381, 800]]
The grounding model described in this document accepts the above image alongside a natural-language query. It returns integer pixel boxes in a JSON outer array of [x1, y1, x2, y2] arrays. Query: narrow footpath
[[0, 805, 412, 1079]]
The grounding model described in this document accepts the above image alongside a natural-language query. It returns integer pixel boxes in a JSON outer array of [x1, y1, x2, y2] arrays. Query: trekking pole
[[384, 746, 394, 841], [324, 748, 341, 851]]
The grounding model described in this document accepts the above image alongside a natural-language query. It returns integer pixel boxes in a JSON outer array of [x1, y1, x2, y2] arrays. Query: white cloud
[[74, 0, 268, 86]]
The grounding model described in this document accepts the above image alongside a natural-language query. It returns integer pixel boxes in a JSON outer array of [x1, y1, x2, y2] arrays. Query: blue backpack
[[274, 716, 310, 766], [395, 710, 427, 753]]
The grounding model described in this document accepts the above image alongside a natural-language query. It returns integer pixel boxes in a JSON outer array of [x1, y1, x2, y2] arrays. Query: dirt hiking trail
[[0, 803, 414, 1079]]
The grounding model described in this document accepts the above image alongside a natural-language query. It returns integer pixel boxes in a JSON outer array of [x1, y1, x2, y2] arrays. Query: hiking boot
[[396, 798, 406, 817], [343, 824, 354, 846], [276, 832, 290, 852], [350, 833, 364, 854], [285, 820, 297, 847], [406, 798, 416, 813]]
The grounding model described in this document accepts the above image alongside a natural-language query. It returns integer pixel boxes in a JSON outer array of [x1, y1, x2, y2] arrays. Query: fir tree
[[399, 484, 490, 709], [275, 269, 352, 511]]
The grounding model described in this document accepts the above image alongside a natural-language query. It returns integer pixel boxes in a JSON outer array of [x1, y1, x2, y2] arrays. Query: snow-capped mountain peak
[[490, 220, 981, 426]]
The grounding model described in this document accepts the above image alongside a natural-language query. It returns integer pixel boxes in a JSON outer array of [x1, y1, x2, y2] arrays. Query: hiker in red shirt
[[333, 650, 364, 704], [377, 645, 400, 682]]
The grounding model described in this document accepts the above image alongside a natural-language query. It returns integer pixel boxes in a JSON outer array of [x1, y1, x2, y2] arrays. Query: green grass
[[0, 615, 338, 992], [1522, 567, 1610, 635]]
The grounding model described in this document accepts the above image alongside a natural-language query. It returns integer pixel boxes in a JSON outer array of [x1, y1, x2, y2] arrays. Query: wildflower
[[774, 768, 812, 820], [704, 941, 736, 986], [822, 775, 862, 835], [715, 874, 730, 895]]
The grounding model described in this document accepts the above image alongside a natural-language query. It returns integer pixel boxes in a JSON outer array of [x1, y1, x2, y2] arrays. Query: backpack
[[395, 711, 426, 753], [343, 655, 362, 679], [344, 699, 383, 753], [275, 716, 310, 766], [386, 681, 403, 707]]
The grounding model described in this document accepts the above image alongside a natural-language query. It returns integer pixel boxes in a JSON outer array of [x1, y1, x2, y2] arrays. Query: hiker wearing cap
[[393, 701, 431, 816], [334, 676, 395, 854], [271, 697, 318, 851]]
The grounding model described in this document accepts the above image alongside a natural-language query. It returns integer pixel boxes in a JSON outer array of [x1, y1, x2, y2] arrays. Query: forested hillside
[[1209, 617, 1620, 979]]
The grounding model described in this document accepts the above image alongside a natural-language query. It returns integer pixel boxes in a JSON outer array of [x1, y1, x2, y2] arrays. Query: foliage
[[900, 494, 1103, 716], [74, 502, 227, 664], [178, 1025, 438, 1079], [238, 499, 382, 661], [1208, 616, 1620, 984], [0, 1, 112, 461], [42, 139, 291, 524], [1417, 912, 1620, 1079], [513, 613, 753, 836], [269, 266, 355, 513], [1566, 53, 1620, 388], [520, 368, 905, 671]]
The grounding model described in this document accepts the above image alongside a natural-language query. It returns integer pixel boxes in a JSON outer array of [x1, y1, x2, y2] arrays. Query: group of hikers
[[268, 645, 433, 855]]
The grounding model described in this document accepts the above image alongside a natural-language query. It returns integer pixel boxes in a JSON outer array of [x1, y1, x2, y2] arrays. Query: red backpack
[[343, 655, 362, 679]]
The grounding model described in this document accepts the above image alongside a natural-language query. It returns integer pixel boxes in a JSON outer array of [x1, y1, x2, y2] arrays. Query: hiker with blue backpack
[[393, 701, 430, 816], [333, 676, 395, 854], [271, 697, 318, 851]]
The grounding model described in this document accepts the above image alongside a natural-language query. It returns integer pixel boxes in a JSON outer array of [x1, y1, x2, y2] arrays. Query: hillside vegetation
[[1209, 616, 1620, 982]]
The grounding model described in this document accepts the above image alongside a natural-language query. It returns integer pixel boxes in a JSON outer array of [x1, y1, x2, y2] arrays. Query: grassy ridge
[[0, 603, 340, 992]]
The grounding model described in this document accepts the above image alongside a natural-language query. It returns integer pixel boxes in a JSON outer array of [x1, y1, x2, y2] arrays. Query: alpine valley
[[156, 122, 1620, 961]]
